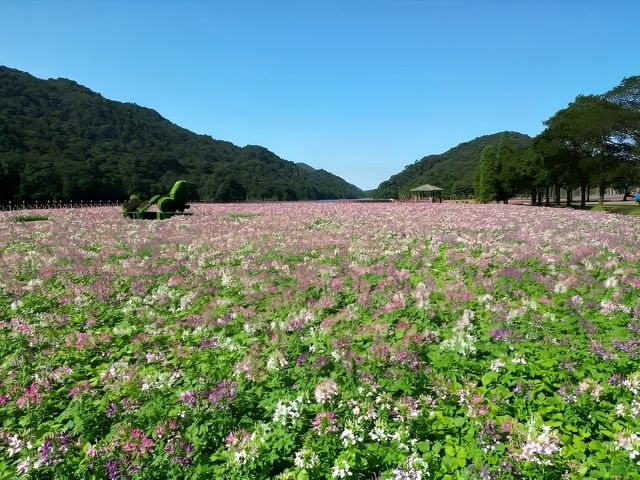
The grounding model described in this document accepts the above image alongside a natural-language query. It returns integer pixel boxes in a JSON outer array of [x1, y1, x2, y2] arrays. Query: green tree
[[603, 76, 640, 177], [495, 132, 519, 203], [604, 76, 640, 112], [215, 179, 246, 202], [474, 146, 498, 203], [516, 146, 548, 205], [538, 95, 634, 206]]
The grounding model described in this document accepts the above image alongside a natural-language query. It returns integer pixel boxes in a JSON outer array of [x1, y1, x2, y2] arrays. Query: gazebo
[[410, 183, 444, 203]]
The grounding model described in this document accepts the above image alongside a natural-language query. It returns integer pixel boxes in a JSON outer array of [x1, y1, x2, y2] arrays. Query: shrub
[[15, 214, 49, 222]]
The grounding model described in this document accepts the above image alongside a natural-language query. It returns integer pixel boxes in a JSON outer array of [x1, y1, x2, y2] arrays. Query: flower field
[[1, 202, 640, 479]]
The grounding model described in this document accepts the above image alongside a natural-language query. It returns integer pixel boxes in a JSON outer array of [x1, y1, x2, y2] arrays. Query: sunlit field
[[1, 203, 640, 479]]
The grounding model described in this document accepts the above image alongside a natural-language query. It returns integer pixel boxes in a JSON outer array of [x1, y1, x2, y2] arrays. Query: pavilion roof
[[410, 184, 443, 192]]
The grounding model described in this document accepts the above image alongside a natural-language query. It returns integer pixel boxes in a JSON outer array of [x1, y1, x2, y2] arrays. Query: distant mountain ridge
[[0, 66, 364, 202], [375, 131, 531, 199]]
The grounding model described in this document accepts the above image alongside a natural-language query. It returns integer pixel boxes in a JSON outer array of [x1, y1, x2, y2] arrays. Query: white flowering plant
[[0, 203, 639, 478]]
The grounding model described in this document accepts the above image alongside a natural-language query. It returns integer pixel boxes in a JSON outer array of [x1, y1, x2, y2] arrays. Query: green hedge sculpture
[[123, 181, 191, 220]]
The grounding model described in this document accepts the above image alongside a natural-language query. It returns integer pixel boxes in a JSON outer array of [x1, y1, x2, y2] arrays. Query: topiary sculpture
[[157, 180, 190, 219], [122, 180, 191, 220], [122, 194, 141, 216]]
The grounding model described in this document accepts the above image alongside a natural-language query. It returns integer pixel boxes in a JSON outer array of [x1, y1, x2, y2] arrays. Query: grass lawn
[[587, 202, 640, 215]]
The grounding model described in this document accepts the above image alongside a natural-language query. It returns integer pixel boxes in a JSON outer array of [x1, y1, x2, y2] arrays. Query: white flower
[[516, 422, 562, 464], [553, 283, 567, 294], [294, 449, 319, 469], [340, 425, 363, 447], [390, 454, 430, 479], [332, 459, 353, 478], [489, 358, 505, 371], [7, 435, 23, 457], [272, 397, 303, 426], [439, 332, 477, 356], [266, 350, 288, 371], [512, 354, 527, 365], [369, 423, 389, 442], [243, 323, 256, 333], [16, 458, 30, 475]]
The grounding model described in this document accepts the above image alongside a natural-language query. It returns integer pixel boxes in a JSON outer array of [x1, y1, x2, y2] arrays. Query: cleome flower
[[273, 397, 304, 426], [314, 379, 339, 403], [514, 420, 562, 465], [331, 459, 353, 478], [616, 430, 640, 464], [340, 421, 364, 447]]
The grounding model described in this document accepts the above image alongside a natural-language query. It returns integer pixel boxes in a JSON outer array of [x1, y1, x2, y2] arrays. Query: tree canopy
[[0, 66, 364, 203], [375, 76, 640, 206], [531, 85, 640, 206], [374, 132, 531, 199]]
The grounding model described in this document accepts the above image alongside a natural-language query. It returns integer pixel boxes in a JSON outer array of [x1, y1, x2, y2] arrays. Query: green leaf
[[610, 464, 627, 475], [442, 456, 453, 472], [456, 447, 467, 459], [453, 456, 467, 468], [481, 371, 499, 386], [573, 438, 587, 451], [416, 441, 430, 453]]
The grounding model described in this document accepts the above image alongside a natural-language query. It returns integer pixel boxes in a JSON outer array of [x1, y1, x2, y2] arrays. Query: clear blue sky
[[1, 1, 639, 190]]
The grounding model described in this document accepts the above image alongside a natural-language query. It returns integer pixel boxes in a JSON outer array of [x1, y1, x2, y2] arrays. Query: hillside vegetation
[[375, 132, 531, 199], [376, 76, 639, 207], [0, 66, 364, 203]]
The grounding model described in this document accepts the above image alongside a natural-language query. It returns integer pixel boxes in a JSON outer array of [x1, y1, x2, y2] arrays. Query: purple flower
[[105, 402, 118, 417], [312, 411, 338, 433], [206, 379, 237, 408]]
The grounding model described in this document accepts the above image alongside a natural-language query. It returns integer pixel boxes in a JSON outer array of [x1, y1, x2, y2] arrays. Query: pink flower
[[86, 444, 98, 458], [312, 411, 338, 433], [314, 379, 338, 403]]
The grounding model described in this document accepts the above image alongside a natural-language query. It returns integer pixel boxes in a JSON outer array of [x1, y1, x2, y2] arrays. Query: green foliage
[[473, 146, 497, 203], [0, 66, 364, 203], [495, 132, 519, 202], [138, 194, 161, 213], [168, 180, 189, 210], [122, 194, 141, 213], [123, 181, 192, 219], [157, 196, 177, 213], [375, 132, 531, 199], [14, 214, 49, 222], [536, 94, 638, 205], [155, 180, 190, 219], [3, 204, 640, 478]]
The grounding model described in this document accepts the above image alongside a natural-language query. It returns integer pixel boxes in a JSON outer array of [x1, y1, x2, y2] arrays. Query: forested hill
[[0, 66, 364, 202], [375, 132, 531, 199]]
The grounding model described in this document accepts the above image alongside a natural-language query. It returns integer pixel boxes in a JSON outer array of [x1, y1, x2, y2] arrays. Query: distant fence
[[0, 200, 124, 212], [0, 199, 213, 212]]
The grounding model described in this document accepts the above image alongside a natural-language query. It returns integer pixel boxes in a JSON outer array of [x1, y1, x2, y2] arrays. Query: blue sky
[[1, 0, 639, 190]]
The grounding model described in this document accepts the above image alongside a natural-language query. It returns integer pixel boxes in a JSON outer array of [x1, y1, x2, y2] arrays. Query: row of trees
[[474, 76, 640, 206]]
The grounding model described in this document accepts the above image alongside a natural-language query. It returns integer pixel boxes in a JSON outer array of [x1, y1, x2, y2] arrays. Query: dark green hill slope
[[0, 66, 363, 202], [375, 132, 531, 199]]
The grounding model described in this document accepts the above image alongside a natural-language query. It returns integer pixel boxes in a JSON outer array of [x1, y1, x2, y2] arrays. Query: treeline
[[0, 66, 364, 203], [374, 132, 531, 199], [474, 76, 640, 206]]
